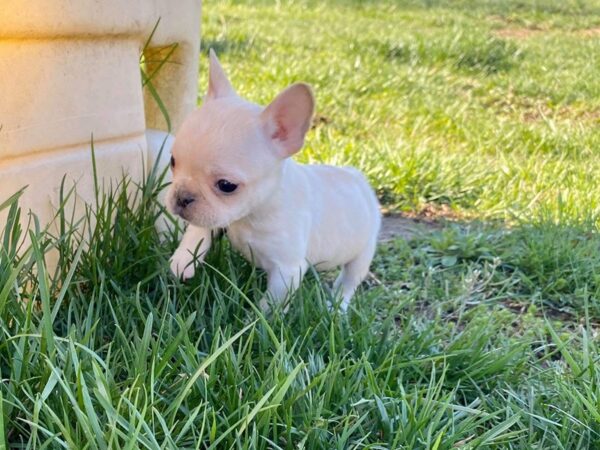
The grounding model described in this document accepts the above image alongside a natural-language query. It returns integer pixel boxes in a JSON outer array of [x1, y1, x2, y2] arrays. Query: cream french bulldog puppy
[[168, 50, 381, 311]]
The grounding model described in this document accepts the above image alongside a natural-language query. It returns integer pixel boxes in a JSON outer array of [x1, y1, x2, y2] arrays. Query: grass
[[3, 0, 600, 448], [205, 0, 600, 221]]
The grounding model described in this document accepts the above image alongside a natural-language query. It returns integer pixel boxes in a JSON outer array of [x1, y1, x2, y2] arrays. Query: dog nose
[[176, 193, 195, 209]]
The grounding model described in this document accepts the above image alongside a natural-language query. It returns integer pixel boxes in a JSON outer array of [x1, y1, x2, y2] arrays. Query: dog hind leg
[[334, 237, 377, 311]]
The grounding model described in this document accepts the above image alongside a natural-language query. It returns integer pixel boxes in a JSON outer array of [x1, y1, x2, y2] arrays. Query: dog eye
[[216, 179, 238, 194], [170, 156, 175, 169]]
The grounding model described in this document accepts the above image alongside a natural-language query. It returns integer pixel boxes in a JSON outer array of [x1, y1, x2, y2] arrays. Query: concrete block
[[0, 1, 201, 251]]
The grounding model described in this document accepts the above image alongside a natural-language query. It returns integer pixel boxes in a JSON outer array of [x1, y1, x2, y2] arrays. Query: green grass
[[205, 0, 600, 221], [4, 0, 600, 448]]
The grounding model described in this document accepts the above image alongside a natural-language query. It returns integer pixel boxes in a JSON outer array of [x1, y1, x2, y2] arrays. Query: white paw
[[170, 250, 198, 281], [258, 296, 290, 314], [258, 296, 272, 313], [339, 299, 350, 313], [327, 296, 350, 313]]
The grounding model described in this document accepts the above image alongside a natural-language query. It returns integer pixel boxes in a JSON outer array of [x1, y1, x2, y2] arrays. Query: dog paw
[[170, 250, 197, 281], [326, 297, 350, 313], [258, 296, 272, 313], [258, 295, 291, 315]]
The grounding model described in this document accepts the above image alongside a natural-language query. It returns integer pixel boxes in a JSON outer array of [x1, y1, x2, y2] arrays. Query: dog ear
[[206, 49, 235, 100], [260, 83, 315, 157]]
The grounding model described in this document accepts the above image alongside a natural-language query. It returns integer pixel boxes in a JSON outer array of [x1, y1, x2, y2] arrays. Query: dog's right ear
[[206, 49, 236, 100], [260, 83, 315, 158]]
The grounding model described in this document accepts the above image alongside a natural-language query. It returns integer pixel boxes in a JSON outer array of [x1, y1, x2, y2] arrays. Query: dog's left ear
[[260, 83, 315, 157], [206, 49, 236, 100]]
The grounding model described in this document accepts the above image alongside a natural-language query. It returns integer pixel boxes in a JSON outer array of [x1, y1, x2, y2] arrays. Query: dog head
[[167, 50, 315, 228]]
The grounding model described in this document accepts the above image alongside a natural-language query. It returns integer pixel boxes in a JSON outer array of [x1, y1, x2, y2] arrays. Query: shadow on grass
[[376, 32, 522, 75], [378, 205, 600, 324]]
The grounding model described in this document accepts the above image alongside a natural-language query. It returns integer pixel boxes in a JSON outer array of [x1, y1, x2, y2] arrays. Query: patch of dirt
[[487, 14, 547, 39], [493, 27, 545, 39], [402, 203, 464, 222], [484, 88, 600, 123], [379, 215, 426, 241], [378, 205, 461, 241], [523, 106, 600, 123], [578, 27, 600, 37], [379, 204, 476, 241], [492, 22, 600, 40]]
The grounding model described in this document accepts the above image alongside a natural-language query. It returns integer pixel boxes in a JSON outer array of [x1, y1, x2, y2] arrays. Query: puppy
[[168, 50, 381, 311]]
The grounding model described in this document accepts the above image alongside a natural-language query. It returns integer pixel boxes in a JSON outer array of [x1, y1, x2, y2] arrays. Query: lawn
[[3, 0, 600, 448]]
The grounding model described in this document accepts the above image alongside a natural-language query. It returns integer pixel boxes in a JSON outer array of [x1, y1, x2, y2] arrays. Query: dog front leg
[[170, 225, 212, 280], [259, 263, 308, 312]]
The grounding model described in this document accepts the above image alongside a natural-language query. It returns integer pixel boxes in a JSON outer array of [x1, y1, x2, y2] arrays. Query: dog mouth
[[167, 191, 235, 228], [167, 199, 189, 221], [175, 209, 190, 222], [174, 207, 226, 229]]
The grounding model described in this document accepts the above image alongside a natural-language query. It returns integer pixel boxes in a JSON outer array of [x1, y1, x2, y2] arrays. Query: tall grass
[[3, 1, 600, 448], [0, 147, 599, 447]]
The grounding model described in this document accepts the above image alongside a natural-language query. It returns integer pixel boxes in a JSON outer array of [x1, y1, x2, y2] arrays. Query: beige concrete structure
[[0, 0, 200, 233]]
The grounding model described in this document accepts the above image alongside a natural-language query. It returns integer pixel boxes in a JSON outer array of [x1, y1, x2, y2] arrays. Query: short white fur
[[168, 50, 381, 311]]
